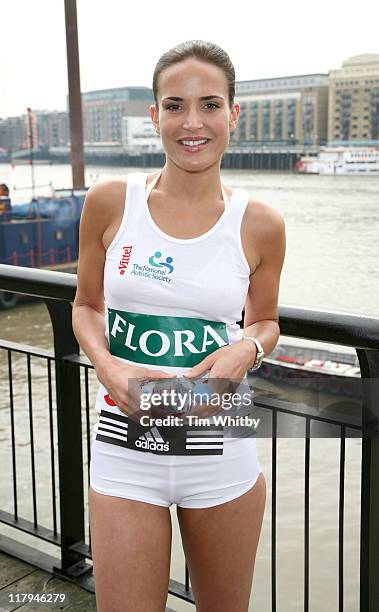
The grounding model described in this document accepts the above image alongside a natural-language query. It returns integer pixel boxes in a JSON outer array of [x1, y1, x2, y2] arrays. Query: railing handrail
[[0, 264, 76, 302], [1, 263, 379, 350]]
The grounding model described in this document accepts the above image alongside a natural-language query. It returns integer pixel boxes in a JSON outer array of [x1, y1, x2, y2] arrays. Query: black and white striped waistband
[[94, 409, 224, 456]]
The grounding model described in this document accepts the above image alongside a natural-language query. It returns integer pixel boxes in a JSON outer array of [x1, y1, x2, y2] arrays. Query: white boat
[[256, 340, 361, 397], [295, 146, 379, 175]]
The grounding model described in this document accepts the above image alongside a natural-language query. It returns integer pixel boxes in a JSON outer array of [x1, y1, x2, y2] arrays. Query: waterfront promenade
[[0, 550, 96, 611], [0, 550, 179, 611]]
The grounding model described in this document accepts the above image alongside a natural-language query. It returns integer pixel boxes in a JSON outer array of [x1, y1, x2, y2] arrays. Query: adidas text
[[135, 439, 170, 452]]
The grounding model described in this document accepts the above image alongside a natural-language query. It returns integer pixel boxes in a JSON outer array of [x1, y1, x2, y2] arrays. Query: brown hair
[[152, 40, 235, 108]]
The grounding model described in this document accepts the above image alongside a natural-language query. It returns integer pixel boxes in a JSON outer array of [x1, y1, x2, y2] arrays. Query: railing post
[[357, 348, 379, 611], [45, 298, 88, 577]]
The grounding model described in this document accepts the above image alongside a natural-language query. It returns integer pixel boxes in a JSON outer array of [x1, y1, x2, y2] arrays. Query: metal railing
[[0, 264, 379, 610]]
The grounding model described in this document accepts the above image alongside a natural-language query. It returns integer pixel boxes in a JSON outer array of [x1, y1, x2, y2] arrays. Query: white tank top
[[95, 169, 251, 414]]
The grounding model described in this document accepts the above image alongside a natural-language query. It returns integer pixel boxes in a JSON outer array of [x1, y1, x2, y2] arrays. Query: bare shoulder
[[81, 178, 128, 249], [245, 197, 285, 238], [74, 178, 128, 312], [82, 178, 127, 221], [240, 196, 286, 274]]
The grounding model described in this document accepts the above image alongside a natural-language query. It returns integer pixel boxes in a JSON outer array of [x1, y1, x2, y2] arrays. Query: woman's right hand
[[95, 357, 173, 421]]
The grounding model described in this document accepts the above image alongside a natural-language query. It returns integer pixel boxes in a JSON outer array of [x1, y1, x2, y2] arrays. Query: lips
[[179, 138, 208, 146], [178, 138, 210, 152]]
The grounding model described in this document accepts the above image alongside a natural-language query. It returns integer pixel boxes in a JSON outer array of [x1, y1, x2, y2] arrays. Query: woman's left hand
[[185, 340, 256, 381], [183, 341, 256, 417]]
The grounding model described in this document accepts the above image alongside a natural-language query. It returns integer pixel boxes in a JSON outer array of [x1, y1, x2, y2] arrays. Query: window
[[19, 232, 28, 245]]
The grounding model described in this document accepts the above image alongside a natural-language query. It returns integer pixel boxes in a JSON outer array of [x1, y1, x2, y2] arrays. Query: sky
[[1, 0, 379, 118]]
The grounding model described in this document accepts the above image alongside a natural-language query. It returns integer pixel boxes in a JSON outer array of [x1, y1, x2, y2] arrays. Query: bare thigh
[[176, 472, 266, 612], [89, 486, 172, 612]]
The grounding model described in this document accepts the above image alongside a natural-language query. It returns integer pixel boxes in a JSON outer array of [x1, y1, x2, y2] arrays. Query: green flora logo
[[108, 308, 229, 367]]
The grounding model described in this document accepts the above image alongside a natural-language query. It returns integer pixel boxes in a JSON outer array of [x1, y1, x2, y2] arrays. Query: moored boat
[[255, 339, 361, 397], [295, 146, 379, 175], [0, 188, 87, 308]]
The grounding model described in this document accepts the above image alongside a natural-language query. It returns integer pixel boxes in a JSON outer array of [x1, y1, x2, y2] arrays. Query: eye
[[204, 102, 220, 110], [165, 104, 181, 111]]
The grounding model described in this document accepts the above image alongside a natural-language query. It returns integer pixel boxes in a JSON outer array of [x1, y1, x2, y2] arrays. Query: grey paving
[[0, 551, 178, 611]]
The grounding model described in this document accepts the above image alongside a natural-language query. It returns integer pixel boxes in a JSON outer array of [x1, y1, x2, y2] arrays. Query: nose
[[182, 107, 204, 130]]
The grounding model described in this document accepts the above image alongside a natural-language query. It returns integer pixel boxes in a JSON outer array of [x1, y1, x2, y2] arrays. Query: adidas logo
[[135, 426, 170, 452]]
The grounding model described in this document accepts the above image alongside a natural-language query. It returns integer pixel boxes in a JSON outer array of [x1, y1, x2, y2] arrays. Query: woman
[[73, 40, 285, 612]]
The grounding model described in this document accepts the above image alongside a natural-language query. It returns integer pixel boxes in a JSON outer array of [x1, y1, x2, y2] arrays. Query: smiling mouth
[[178, 138, 210, 149]]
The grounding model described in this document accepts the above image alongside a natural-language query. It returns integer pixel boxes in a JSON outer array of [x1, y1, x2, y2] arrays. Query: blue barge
[[0, 189, 86, 308]]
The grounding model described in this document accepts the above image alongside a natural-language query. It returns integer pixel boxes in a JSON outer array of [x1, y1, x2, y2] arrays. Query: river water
[[0, 162, 378, 611]]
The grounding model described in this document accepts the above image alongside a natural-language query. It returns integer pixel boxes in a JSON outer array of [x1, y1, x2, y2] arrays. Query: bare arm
[[241, 201, 286, 365], [72, 179, 171, 416], [72, 179, 123, 381]]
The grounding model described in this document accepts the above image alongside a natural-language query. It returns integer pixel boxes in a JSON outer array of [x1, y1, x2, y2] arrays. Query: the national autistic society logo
[[149, 251, 174, 273], [131, 250, 175, 284]]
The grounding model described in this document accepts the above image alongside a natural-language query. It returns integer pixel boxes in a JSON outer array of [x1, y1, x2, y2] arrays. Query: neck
[[156, 158, 224, 206]]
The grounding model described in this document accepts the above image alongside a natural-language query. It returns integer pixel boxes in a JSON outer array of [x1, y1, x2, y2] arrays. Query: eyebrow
[[162, 95, 225, 102]]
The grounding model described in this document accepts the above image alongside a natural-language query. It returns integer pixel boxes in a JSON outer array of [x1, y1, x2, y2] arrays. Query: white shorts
[[89, 410, 262, 509]]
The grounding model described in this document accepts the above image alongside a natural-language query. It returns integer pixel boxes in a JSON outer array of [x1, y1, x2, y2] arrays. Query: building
[[42, 111, 69, 147], [233, 74, 329, 146], [3, 59, 379, 155], [0, 116, 24, 152], [121, 116, 162, 152], [328, 54, 379, 145], [82, 87, 153, 143], [0, 110, 69, 153]]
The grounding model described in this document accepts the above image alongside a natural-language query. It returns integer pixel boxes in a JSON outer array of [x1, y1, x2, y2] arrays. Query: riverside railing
[[0, 264, 378, 611]]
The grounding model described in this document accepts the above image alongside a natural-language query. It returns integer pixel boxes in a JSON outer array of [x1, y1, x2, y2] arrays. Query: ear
[[149, 104, 160, 134], [229, 102, 240, 133]]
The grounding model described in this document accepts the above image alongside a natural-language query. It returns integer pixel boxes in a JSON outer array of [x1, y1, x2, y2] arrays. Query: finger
[[103, 386, 130, 415], [184, 356, 213, 379], [138, 368, 174, 381], [126, 378, 150, 424]]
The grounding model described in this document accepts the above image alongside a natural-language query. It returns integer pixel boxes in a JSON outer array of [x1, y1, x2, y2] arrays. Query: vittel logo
[[118, 245, 133, 275]]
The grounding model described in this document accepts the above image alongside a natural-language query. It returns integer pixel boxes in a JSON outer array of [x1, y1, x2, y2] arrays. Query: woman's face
[[150, 58, 240, 172]]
